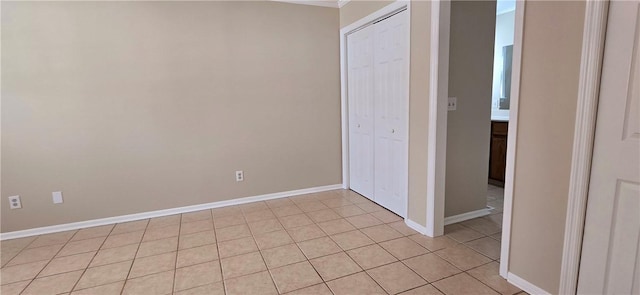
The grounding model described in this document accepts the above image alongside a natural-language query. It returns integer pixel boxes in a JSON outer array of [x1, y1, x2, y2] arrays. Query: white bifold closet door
[[347, 9, 409, 218]]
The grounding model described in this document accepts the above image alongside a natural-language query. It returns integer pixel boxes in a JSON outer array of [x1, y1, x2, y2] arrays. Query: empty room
[[1, 0, 638, 295]]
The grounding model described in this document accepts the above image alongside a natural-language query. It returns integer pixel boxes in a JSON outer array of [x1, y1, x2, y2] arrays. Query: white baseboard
[[507, 272, 551, 295], [443, 208, 491, 225], [0, 184, 343, 241], [405, 218, 428, 235]]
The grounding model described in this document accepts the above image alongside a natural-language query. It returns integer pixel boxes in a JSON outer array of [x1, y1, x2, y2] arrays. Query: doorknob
[[391, 129, 395, 133], [357, 124, 361, 128]]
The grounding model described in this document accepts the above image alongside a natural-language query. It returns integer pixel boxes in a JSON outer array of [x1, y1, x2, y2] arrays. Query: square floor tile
[[307, 209, 342, 223], [272, 205, 303, 217], [297, 237, 342, 259], [224, 271, 278, 295], [182, 210, 212, 223], [39, 251, 95, 277], [177, 244, 218, 268], [241, 202, 269, 213], [75, 260, 132, 290], [101, 231, 144, 249], [129, 251, 176, 278], [147, 215, 181, 229], [57, 236, 105, 257], [467, 262, 521, 295], [270, 261, 323, 294], [296, 201, 329, 213], [266, 198, 296, 208], [27, 231, 76, 248], [0, 260, 48, 285], [309, 252, 361, 281], [408, 234, 458, 252], [379, 237, 429, 260], [367, 262, 427, 294], [111, 220, 148, 235], [330, 230, 375, 251], [122, 270, 174, 295], [432, 273, 499, 295], [142, 224, 179, 242], [346, 214, 384, 229], [7, 244, 63, 266], [180, 220, 214, 236], [279, 214, 314, 229], [333, 205, 366, 218], [179, 231, 216, 250], [317, 219, 356, 235], [174, 261, 222, 292], [71, 225, 114, 241], [403, 253, 461, 282], [388, 221, 420, 236], [261, 244, 306, 269], [218, 236, 258, 258], [347, 244, 398, 270], [461, 217, 502, 235], [254, 230, 293, 250], [249, 219, 284, 235], [355, 202, 385, 213], [212, 206, 242, 218], [221, 251, 266, 279], [361, 224, 403, 242], [287, 224, 326, 242], [214, 214, 246, 229], [444, 224, 485, 243], [465, 237, 501, 260], [244, 209, 276, 223], [137, 236, 178, 258], [91, 244, 138, 267], [434, 244, 492, 271], [216, 224, 251, 242], [370, 210, 402, 223], [326, 272, 386, 295], [22, 270, 82, 295]]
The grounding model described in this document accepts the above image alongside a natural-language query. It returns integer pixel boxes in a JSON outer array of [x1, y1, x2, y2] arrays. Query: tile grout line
[[67, 224, 118, 294], [171, 214, 185, 294], [16, 229, 82, 294], [119, 219, 150, 295], [209, 208, 225, 295]]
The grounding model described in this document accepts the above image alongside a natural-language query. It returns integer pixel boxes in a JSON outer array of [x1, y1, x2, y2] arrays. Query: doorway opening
[[431, 0, 524, 279]]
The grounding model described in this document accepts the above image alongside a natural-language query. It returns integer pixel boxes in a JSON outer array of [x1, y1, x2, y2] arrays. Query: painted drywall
[[445, 0, 496, 218], [1, 1, 341, 232], [340, 0, 432, 227], [491, 10, 515, 120], [509, 1, 585, 293]]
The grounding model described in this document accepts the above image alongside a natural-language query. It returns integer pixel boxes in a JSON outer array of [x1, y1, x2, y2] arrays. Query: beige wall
[[340, 0, 432, 227], [1, 1, 341, 232], [445, 0, 496, 217], [509, 1, 585, 293]]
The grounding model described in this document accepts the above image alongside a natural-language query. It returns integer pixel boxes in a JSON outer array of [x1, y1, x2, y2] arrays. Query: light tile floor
[[1, 189, 524, 295]]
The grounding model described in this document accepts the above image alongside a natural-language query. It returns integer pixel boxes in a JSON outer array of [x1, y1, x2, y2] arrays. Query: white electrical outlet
[[448, 97, 457, 111], [52, 191, 63, 204], [235, 171, 244, 182], [8, 196, 22, 209]]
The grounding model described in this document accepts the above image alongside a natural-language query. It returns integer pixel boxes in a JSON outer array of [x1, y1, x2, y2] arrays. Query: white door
[[347, 25, 375, 199], [373, 10, 409, 217], [578, 1, 640, 294]]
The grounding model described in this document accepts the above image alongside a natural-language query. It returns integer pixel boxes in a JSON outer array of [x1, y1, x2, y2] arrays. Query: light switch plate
[[52, 191, 63, 204], [448, 97, 457, 111]]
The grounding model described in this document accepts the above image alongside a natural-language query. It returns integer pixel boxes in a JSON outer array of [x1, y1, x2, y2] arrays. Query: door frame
[[427, 0, 526, 279], [340, 0, 411, 218], [558, 1, 609, 294]]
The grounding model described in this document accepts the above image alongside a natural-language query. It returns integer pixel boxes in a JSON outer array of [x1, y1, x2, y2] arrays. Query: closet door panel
[[373, 10, 409, 217], [347, 25, 375, 199]]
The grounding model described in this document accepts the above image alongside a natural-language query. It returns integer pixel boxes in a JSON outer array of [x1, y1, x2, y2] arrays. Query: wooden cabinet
[[489, 121, 508, 186]]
